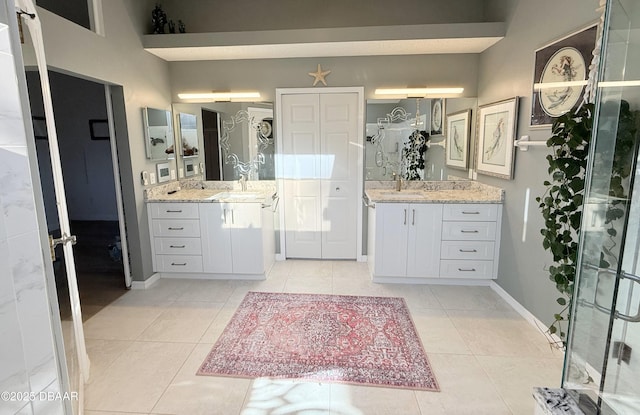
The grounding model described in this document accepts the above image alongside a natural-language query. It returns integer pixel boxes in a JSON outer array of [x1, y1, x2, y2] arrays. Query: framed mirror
[[143, 107, 174, 161], [171, 102, 274, 181]]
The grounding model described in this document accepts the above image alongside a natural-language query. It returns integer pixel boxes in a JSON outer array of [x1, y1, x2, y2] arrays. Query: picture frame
[[156, 161, 171, 183], [476, 97, 519, 180], [445, 109, 472, 170], [89, 119, 110, 140], [531, 24, 597, 127], [184, 158, 195, 177], [430, 98, 445, 136], [32, 116, 47, 140]]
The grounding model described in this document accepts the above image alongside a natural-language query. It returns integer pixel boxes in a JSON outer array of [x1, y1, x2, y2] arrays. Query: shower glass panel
[[562, 0, 640, 413]]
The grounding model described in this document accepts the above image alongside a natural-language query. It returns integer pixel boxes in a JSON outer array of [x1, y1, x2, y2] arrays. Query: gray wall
[[477, 0, 599, 325], [159, 0, 490, 33], [22, 0, 173, 281]]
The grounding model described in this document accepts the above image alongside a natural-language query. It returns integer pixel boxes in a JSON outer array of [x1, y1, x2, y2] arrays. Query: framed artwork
[[430, 98, 444, 136], [89, 119, 109, 140], [445, 109, 471, 170], [531, 24, 597, 127], [156, 161, 171, 183], [476, 97, 519, 180]]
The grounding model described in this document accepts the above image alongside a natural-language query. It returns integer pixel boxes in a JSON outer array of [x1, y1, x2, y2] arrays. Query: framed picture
[[445, 109, 471, 170], [430, 98, 445, 136], [89, 119, 110, 140], [476, 97, 519, 180], [531, 24, 597, 127], [32, 116, 47, 140], [156, 161, 171, 183]]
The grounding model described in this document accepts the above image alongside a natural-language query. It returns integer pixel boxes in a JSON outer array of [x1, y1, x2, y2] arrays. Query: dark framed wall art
[[531, 24, 597, 127]]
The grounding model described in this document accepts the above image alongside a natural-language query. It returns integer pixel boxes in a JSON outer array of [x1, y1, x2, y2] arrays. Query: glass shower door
[[563, 0, 640, 413]]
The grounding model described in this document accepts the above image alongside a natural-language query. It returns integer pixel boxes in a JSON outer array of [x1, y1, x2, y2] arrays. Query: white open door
[[17, 0, 90, 390]]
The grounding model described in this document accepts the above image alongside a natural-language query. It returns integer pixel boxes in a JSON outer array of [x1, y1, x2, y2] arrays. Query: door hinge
[[48, 233, 77, 261]]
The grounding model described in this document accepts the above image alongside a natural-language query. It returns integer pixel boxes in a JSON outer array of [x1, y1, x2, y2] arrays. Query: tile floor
[[82, 260, 564, 415]]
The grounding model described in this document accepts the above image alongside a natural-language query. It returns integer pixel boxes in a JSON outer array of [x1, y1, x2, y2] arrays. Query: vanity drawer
[[440, 241, 495, 260], [151, 219, 201, 237], [441, 221, 497, 241], [149, 203, 199, 219], [440, 260, 495, 279], [443, 204, 499, 222], [156, 255, 203, 273], [154, 237, 202, 255]]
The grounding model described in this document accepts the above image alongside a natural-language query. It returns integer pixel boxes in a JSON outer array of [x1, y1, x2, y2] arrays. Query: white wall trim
[[130, 273, 161, 289], [490, 281, 564, 346]]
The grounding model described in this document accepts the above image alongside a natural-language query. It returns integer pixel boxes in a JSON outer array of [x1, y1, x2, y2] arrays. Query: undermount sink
[[206, 192, 262, 200]]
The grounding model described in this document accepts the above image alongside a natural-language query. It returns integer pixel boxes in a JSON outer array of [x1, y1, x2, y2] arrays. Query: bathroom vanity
[[146, 182, 277, 280], [365, 180, 504, 283]]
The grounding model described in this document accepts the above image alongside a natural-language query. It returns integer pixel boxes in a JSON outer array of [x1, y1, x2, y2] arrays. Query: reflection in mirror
[[220, 107, 274, 180], [178, 113, 199, 157], [171, 102, 274, 181], [365, 98, 477, 181], [143, 107, 174, 161]]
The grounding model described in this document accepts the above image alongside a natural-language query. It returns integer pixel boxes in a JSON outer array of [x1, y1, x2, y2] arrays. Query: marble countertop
[[365, 180, 504, 204], [144, 181, 277, 204]]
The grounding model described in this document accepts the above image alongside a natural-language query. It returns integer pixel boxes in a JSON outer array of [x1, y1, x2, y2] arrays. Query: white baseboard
[[130, 273, 161, 290], [489, 281, 563, 347]]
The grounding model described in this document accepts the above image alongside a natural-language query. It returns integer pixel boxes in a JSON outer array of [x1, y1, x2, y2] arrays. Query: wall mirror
[[172, 102, 274, 181], [177, 113, 199, 157], [365, 97, 477, 181], [143, 107, 174, 161]]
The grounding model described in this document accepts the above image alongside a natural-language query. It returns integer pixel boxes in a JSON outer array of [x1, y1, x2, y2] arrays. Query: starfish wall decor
[[308, 64, 331, 86]]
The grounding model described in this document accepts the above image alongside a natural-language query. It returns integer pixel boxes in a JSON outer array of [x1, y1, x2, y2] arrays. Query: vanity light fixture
[[374, 87, 464, 98], [177, 91, 261, 101]]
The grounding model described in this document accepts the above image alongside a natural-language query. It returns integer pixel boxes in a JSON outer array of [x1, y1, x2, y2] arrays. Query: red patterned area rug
[[197, 292, 439, 391]]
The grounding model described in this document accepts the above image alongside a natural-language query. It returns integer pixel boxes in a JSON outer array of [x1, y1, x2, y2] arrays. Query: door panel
[[230, 203, 264, 274], [374, 203, 409, 277], [407, 204, 443, 277], [284, 180, 322, 258], [281, 92, 359, 259], [199, 203, 232, 273]]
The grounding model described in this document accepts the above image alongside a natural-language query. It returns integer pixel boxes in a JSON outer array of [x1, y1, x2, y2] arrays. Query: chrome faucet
[[392, 172, 402, 191], [239, 174, 247, 192]]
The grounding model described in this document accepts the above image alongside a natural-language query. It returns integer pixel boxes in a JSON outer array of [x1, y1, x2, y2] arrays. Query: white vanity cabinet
[[148, 202, 204, 273], [439, 203, 502, 279], [369, 203, 443, 279], [148, 200, 275, 279], [199, 202, 275, 276]]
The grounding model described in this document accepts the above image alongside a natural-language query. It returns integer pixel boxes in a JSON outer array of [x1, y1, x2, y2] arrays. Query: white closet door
[[320, 93, 359, 259], [282, 94, 322, 258]]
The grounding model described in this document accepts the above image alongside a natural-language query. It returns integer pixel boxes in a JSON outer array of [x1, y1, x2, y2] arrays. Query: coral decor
[[198, 292, 439, 391]]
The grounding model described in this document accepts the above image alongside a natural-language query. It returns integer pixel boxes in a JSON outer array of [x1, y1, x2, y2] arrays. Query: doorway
[[202, 109, 222, 180], [25, 70, 129, 321]]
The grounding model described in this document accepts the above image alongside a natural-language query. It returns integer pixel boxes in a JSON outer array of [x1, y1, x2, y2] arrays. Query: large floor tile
[[380, 284, 442, 309], [83, 304, 166, 340], [446, 309, 562, 358], [338, 385, 421, 415], [415, 353, 512, 415], [476, 355, 564, 414], [137, 301, 224, 343], [430, 285, 513, 311], [410, 308, 472, 355], [287, 259, 333, 277], [198, 305, 239, 343], [85, 341, 195, 413], [85, 339, 133, 384], [176, 279, 237, 302], [283, 274, 333, 294], [241, 378, 335, 415], [152, 343, 251, 415]]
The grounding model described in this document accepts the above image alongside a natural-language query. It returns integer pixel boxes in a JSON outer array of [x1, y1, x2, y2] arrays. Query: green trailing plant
[[537, 100, 637, 345]]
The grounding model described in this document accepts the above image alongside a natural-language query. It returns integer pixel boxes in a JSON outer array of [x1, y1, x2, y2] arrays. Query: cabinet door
[[407, 204, 443, 278], [374, 203, 409, 277], [199, 203, 232, 273], [229, 203, 264, 274]]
